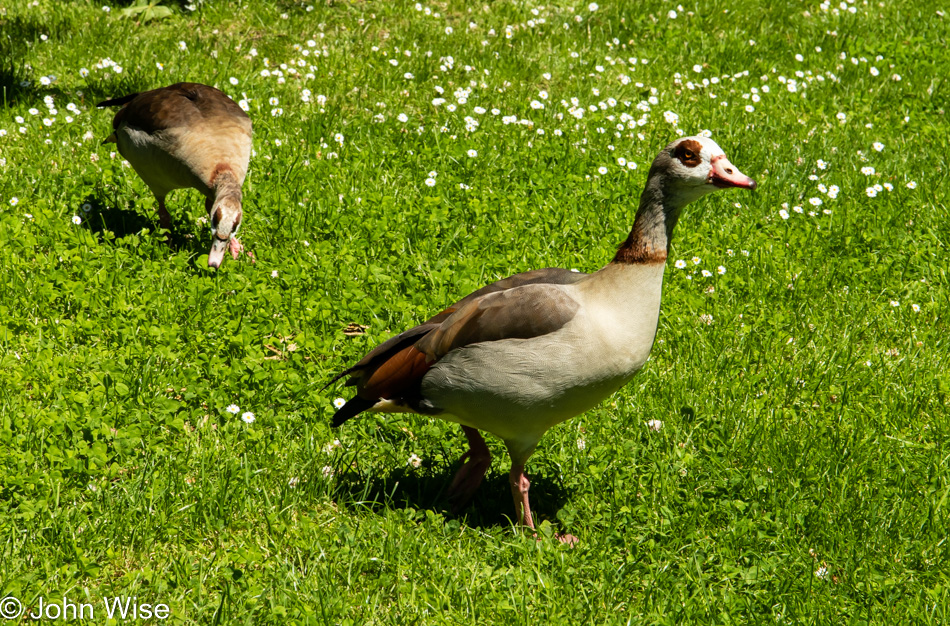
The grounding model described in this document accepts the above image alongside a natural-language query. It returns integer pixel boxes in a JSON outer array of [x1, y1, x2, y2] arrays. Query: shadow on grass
[[0, 14, 58, 108], [0, 9, 147, 109], [1, 4, 218, 110], [329, 461, 573, 532], [81, 194, 153, 239], [80, 193, 208, 260]]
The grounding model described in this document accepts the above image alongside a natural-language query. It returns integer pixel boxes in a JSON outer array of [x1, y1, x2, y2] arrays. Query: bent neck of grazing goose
[[209, 168, 243, 240], [612, 136, 756, 265], [207, 168, 244, 267]]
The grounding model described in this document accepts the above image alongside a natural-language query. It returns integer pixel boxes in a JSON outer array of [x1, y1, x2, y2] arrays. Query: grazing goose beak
[[208, 235, 230, 269], [709, 154, 757, 190]]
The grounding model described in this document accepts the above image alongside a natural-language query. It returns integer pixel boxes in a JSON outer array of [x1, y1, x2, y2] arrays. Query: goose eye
[[673, 139, 703, 167]]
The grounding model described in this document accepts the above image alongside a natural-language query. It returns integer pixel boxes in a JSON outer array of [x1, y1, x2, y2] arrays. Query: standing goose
[[97, 82, 252, 268], [329, 136, 756, 539]]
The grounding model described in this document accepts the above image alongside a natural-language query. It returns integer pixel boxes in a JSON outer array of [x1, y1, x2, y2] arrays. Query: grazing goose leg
[[448, 426, 492, 512], [509, 461, 534, 528], [157, 196, 172, 232], [505, 441, 539, 529], [509, 446, 578, 545]]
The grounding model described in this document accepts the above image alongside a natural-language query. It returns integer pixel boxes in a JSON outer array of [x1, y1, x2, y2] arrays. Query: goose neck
[[611, 176, 684, 265]]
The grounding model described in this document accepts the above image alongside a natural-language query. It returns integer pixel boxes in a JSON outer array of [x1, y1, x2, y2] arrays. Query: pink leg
[[509, 459, 578, 546], [448, 426, 492, 512], [509, 462, 535, 528]]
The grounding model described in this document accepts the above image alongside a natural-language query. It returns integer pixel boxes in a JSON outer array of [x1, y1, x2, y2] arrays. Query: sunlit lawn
[[0, 0, 948, 622]]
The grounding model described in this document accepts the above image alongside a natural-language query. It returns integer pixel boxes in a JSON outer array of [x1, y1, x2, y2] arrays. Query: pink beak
[[709, 154, 757, 190], [208, 236, 229, 269]]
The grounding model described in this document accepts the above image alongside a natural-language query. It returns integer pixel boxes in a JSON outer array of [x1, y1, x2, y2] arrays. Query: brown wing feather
[[360, 346, 432, 400], [428, 267, 587, 324], [330, 267, 588, 426], [416, 284, 580, 360], [98, 82, 250, 135], [332, 267, 587, 385], [323, 323, 436, 390]]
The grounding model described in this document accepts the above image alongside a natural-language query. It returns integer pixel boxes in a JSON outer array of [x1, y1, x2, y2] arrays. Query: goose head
[[208, 195, 242, 269], [617, 136, 757, 263], [650, 136, 756, 206]]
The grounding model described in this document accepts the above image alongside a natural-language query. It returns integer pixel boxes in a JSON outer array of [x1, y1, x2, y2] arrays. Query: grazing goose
[[97, 82, 252, 268], [329, 136, 756, 540]]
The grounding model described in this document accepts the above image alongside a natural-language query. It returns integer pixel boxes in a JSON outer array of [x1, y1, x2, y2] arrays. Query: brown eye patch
[[673, 139, 703, 167]]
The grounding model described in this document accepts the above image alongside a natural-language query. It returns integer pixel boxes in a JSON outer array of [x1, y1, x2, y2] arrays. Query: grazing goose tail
[[95, 93, 141, 109]]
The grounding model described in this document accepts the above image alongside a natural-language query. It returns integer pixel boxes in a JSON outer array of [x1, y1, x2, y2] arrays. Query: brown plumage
[[328, 267, 588, 422], [97, 82, 253, 268], [328, 136, 757, 542]]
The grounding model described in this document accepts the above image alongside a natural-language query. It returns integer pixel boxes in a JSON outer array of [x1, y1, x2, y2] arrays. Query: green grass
[[1, 0, 949, 622]]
